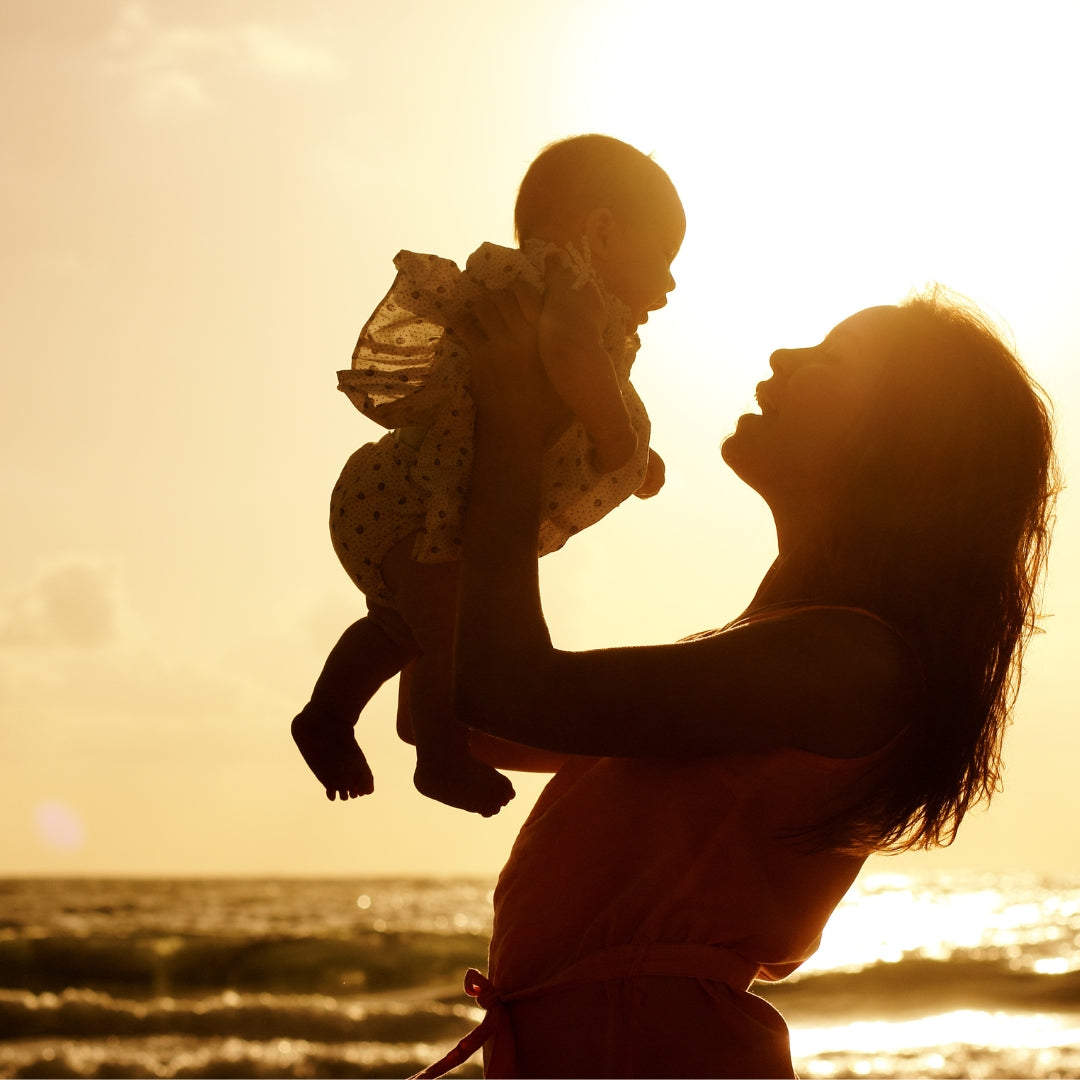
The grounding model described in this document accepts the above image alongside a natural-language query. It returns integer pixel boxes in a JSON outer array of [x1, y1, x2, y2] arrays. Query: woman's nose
[[769, 347, 809, 374], [769, 348, 793, 374]]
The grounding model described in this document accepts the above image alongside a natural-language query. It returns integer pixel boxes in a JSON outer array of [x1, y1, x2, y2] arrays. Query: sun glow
[[33, 800, 86, 854], [2, 0, 1078, 881], [565, 1, 1080, 379]]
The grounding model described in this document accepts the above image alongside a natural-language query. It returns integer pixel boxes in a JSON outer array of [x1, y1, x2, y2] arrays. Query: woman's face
[[722, 306, 897, 510]]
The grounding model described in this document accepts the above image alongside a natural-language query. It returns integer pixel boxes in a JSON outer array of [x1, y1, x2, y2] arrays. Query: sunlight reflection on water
[[792, 1009, 1080, 1079], [792, 1008, 1080, 1056], [803, 871, 1080, 975]]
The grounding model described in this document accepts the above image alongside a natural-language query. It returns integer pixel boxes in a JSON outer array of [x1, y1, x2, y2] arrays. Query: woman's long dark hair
[[825, 288, 1059, 852]]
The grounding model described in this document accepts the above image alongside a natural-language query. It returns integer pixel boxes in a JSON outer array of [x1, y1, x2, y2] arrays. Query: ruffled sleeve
[[337, 250, 470, 429]]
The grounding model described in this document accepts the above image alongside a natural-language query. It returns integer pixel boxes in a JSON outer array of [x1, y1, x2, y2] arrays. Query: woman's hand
[[462, 281, 573, 448]]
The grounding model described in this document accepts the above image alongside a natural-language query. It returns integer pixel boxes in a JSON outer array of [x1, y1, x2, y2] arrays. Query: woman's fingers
[[465, 286, 542, 380], [464, 280, 541, 351], [505, 277, 544, 325], [463, 282, 572, 445]]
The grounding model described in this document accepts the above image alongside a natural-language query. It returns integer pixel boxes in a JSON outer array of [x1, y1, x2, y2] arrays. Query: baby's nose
[[652, 277, 675, 310]]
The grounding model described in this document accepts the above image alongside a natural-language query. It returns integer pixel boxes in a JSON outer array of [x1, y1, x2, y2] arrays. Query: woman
[[415, 285, 1057, 1078]]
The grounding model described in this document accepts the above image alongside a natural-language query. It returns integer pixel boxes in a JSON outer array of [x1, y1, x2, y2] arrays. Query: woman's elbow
[[454, 657, 542, 741], [452, 655, 503, 733]]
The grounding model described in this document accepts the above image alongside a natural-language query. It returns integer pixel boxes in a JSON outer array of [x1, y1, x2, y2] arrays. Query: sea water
[[1, 872, 1078, 1078]]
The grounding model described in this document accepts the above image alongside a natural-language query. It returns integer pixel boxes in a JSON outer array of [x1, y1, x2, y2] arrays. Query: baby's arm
[[538, 257, 637, 473]]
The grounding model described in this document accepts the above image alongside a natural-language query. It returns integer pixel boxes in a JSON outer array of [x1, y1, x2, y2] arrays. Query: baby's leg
[[292, 603, 418, 801], [383, 536, 515, 817]]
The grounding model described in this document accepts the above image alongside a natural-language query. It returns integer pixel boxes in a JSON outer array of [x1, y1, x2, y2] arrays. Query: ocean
[[1, 872, 1078, 1079]]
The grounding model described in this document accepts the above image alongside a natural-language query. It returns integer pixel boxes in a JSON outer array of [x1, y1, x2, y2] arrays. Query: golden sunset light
[[3, 0, 1078, 886]]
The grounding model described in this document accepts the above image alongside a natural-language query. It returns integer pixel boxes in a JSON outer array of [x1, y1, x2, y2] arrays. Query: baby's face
[[596, 208, 684, 328]]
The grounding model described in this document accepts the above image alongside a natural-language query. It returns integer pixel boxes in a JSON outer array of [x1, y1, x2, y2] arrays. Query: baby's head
[[515, 135, 685, 325]]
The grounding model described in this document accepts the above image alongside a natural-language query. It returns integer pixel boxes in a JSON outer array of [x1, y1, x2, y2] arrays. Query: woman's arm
[[467, 731, 571, 773], [455, 290, 915, 761]]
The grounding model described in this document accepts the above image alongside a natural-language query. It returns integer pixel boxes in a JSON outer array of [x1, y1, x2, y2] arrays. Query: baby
[[292, 134, 685, 815]]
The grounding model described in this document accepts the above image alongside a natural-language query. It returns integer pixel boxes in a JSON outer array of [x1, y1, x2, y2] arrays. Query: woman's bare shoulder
[[687, 605, 921, 757]]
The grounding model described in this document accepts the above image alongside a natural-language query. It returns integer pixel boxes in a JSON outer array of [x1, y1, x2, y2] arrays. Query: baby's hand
[[592, 427, 639, 474], [634, 448, 666, 499]]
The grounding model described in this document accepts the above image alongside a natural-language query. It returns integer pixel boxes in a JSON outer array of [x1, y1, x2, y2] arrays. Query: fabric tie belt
[[411, 941, 762, 1078]]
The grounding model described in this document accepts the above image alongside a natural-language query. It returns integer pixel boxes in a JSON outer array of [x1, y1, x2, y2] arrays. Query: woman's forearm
[[467, 730, 569, 773], [454, 408, 552, 721]]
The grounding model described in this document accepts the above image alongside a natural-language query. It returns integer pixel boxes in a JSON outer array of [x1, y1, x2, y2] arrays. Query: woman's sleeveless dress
[[415, 609, 914, 1077]]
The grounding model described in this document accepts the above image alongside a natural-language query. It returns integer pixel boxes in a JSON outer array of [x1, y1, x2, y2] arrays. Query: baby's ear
[[583, 207, 617, 256]]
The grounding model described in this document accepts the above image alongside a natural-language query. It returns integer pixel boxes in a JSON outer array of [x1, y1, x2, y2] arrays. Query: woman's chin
[[721, 420, 773, 488], [719, 429, 746, 470], [721, 413, 763, 455]]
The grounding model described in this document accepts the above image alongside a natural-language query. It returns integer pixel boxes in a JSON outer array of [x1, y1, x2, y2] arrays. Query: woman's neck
[[744, 542, 839, 617], [741, 496, 852, 612]]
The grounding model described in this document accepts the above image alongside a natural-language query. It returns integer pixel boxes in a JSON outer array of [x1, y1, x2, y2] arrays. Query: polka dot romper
[[331, 240, 651, 605]]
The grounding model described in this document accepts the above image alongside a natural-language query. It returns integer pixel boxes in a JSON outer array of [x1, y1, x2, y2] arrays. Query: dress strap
[[410, 942, 761, 1078], [722, 601, 898, 632]]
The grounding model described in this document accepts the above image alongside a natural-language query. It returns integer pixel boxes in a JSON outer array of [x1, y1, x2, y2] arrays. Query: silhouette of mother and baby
[[289, 135, 1058, 1077]]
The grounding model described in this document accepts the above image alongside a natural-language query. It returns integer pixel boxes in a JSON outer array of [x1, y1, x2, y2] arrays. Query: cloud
[[0, 558, 127, 649], [0, 557, 323, 756], [0, 616, 287, 773], [237, 22, 341, 79], [100, 2, 340, 112], [0, 559, 363, 804], [100, 2, 212, 111]]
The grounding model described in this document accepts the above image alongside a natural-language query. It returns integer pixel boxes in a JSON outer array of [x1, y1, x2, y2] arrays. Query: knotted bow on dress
[[411, 942, 763, 1078]]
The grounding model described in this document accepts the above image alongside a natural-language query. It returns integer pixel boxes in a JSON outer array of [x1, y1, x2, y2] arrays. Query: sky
[[2, 0, 1078, 880]]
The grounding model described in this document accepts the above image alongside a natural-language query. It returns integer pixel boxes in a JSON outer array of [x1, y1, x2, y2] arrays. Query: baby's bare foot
[[414, 755, 515, 817], [291, 704, 374, 801]]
